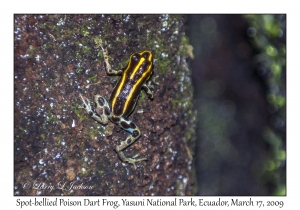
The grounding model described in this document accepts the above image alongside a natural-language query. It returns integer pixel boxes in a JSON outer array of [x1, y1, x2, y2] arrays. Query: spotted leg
[[115, 118, 146, 169], [79, 94, 111, 125]]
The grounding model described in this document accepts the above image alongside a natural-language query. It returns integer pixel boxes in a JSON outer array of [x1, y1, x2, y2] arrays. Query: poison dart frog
[[79, 38, 156, 169]]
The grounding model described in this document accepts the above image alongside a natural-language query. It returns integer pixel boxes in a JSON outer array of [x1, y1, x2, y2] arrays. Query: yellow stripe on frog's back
[[111, 60, 131, 110], [111, 51, 153, 116], [130, 57, 145, 79], [122, 63, 152, 113], [128, 50, 152, 79]]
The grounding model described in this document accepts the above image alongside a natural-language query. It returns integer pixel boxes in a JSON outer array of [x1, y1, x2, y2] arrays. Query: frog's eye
[[132, 55, 138, 62]]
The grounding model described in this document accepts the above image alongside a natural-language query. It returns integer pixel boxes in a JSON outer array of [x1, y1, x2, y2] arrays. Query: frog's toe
[[116, 150, 146, 169], [126, 157, 147, 169], [79, 94, 92, 108]]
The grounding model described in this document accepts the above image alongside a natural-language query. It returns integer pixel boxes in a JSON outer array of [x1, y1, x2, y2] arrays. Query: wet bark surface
[[14, 14, 197, 195]]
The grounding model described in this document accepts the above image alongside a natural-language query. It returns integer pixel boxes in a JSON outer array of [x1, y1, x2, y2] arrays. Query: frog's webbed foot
[[116, 151, 147, 169], [79, 94, 93, 112]]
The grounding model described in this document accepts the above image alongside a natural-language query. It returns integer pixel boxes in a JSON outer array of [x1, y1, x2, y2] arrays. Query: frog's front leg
[[79, 94, 111, 125], [142, 81, 155, 99], [142, 75, 159, 99], [99, 38, 123, 76], [115, 118, 146, 169]]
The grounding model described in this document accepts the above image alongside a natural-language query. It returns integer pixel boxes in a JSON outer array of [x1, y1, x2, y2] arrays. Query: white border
[[2, 0, 298, 209]]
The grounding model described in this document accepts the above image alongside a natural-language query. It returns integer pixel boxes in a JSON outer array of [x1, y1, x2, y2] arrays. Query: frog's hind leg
[[115, 118, 146, 169], [79, 94, 110, 125]]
